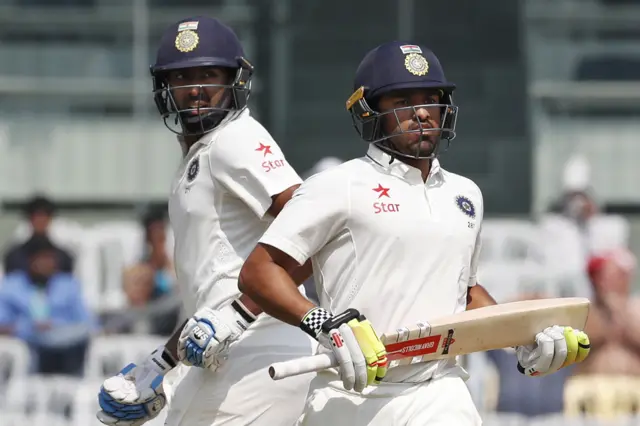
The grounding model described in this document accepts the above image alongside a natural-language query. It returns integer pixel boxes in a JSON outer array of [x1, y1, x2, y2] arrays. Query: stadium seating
[[0, 216, 636, 426]]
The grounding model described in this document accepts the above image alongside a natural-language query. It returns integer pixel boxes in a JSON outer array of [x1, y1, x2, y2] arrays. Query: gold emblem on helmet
[[404, 53, 429, 76], [346, 86, 365, 110], [175, 30, 199, 53]]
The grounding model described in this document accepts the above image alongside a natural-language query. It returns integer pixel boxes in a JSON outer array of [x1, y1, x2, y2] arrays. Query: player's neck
[[399, 157, 431, 182], [182, 135, 200, 148]]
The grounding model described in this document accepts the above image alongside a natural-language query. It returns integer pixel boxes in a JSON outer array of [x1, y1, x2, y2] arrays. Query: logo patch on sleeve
[[186, 157, 200, 182], [455, 195, 475, 219]]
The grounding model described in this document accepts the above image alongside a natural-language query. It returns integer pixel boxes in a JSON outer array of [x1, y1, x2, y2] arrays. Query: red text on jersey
[[373, 202, 401, 214], [263, 159, 286, 172]]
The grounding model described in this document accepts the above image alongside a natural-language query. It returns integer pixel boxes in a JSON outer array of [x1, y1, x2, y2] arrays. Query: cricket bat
[[269, 297, 590, 380]]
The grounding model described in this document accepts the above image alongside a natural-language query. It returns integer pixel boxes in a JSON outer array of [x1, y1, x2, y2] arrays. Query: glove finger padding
[[561, 326, 579, 368], [337, 324, 366, 392], [562, 328, 591, 367], [178, 317, 215, 366], [97, 385, 165, 426], [177, 305, 245, 371], [347, 318, 388, 386], [575, 329, 591, 363], [518, 325, 589, 377], [546, 325, 568, 373], [519, 332, 553, 376]]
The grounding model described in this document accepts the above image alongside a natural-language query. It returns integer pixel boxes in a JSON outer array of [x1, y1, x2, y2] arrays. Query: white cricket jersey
[[260, 144, 484, 383], [168, 109, 302, 324]]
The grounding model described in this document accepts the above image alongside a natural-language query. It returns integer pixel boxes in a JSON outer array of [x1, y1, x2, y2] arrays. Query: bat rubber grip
[[269, 353, 337, 380]]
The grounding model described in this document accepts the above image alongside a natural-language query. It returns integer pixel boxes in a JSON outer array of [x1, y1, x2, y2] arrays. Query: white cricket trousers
[[165, 317, 316, 426], [295, 373, 482, 426]]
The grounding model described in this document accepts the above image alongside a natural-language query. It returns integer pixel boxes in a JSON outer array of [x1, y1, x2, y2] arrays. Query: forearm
[[239, 259, 315, 326], [164, 319, 187, 361], [466, 284, 497, 310], [582, 308, 608, 347]]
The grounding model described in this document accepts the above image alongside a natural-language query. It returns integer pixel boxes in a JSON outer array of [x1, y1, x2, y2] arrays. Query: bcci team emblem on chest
[[404, 53, 429, 76], [455, 195, 475, 219], [186, 157, 200, 182], [175, 21, 199, 53]]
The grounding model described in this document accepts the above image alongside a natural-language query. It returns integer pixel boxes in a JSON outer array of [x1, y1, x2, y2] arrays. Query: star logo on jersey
[[372, 184, 399, 214], [373, 184, 390, 199], [255, 142, 273, 157]]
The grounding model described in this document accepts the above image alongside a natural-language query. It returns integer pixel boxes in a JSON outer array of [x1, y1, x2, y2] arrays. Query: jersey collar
[[365, 144, 442, 183], [195, 108, 250, 147]]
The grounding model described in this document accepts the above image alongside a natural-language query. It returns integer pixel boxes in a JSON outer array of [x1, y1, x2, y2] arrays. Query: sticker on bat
[[385, 335, 442, 361], [441, 329, 455, 355]]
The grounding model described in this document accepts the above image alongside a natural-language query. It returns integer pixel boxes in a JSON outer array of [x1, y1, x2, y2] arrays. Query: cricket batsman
[[236, 41, 592, 425], [95, 16, 315, 426]]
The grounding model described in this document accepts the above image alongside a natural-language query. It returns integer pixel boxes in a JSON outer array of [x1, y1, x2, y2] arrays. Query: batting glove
[[97, 346, 176, 426], [301, 307, 388, 393], [516, 325, 590, 376], [178, 299, 256, 370]]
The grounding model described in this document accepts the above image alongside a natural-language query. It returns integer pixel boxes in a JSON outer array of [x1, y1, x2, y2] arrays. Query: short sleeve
[[468, 186, 484, 287], [209, 120, 302, 218], [259, 170, 349, 266], [468, 228, 482, 287]]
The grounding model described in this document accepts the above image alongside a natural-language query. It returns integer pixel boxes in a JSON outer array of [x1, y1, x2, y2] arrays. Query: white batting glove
[[97, 346, 176, 426], [178, 299, 256, 370], [516, 325, 591, 376], [301, 307, 388, 393]]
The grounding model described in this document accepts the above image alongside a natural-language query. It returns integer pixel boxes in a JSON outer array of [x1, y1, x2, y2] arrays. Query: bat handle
[[269, 353, 337, 380]]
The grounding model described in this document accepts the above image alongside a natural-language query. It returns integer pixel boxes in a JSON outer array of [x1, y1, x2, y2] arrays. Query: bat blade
[[380, 297, 590, 368], [268, 297, 590, 380]]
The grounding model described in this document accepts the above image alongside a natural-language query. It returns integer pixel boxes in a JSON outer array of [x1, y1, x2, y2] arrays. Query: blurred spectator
[[576, 249, 640, 376], [3, 195, 74, 274], [141, 208, 175, 298], [0, 235, 95, 376], [555, 190, 598, 227], [103, 210, 180, 336], [486, 293, 576, 417], [122, 264, 156, 308]]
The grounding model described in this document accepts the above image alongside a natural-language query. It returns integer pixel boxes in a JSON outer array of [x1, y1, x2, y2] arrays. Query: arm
[[239, 171, 346, 326], [466, 284, 497, 310], [582, 303, 611, 349], [239, 243, 315, 325], [162, 188, 309, 360], [240, 173, 390, 392], [465, 227, 496, 311], [607, 297, 640, 351]]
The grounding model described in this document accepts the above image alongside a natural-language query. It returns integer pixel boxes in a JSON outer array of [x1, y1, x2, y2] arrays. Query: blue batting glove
[[96, 346, 175, 426]]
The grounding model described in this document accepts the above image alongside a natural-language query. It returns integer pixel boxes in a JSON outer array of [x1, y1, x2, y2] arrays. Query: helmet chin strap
[[178, 91, 234, 136], [376, 134, 439, 161]]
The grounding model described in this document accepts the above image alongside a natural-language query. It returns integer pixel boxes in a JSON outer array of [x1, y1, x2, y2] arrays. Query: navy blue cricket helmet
[[150, 16, 254, 136], [346, 41, 458, 159]]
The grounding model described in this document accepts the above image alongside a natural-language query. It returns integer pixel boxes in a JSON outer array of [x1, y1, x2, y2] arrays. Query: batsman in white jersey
[[96, 16, 314, 426], [237, 41, 592, 425]]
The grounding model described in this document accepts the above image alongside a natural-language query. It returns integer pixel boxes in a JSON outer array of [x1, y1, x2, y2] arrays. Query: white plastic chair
[[0, 337, 30, 383], [84, 334, 168, 379], [481, 219, 544, 264], [77, 222, 142, 313], [587, 214, 630, 255], [4, 375, 81, 418]]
